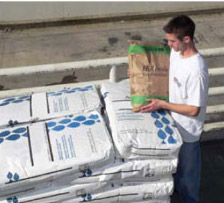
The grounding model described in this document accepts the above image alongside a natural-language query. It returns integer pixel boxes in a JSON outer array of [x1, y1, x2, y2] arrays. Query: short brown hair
[[163, 15, 195, 41]]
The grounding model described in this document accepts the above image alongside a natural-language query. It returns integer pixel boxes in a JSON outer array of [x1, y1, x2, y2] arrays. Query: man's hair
[[163, 15, 195, 41]]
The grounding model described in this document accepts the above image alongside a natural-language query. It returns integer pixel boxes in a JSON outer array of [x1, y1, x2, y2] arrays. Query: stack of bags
[[101, 79, 183, 202], [0, 85, 115, 203], [0, 85, 102, 128], [0, 81, 182, 202]]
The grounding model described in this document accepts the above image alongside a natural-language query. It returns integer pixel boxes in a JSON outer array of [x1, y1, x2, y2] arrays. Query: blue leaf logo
[[4, 98, 16, 102], [89, 114, 99, 120], [158, 129, 167, 144], [7, 172, 13, 180], [18, 96, 30, 100], [155, 120, 163, 128], [82, 120, 95, 126], [12, 100, 23, 103], [67, 122, 80, 128], [52, 125, 65, 131], [6, 134, 20, 141], [22, 132, 28, 137], [74, 116, 86, 122], [0, 131, 10, 137], [66, 90, 76, 94], [151, 112, 159, 119], [12, 128, 26, 134], [161, 117, 170, 124], [47, 122, 57, 128], [168, 135, 177, 144], [59, 119, 71, 124], [0, 96, 30, 107], [0, 102, 9, 106], [13, 173, 20, 181], [165, 126, 174, 135]]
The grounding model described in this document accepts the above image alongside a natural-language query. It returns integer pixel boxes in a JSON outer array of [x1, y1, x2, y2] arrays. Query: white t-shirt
[[169, 49, 209, 142]]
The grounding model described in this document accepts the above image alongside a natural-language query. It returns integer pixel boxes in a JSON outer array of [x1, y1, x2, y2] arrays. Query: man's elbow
[[189, 107, 200, 117]]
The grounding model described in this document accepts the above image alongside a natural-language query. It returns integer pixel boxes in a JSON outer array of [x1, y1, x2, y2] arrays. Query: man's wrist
[[161, 100, 169, 110]]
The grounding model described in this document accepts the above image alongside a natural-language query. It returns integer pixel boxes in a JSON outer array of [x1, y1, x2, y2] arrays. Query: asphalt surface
[[0, 11, 224, 203]]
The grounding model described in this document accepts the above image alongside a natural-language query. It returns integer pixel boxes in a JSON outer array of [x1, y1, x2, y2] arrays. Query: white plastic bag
[[0, 111, 113, 196]]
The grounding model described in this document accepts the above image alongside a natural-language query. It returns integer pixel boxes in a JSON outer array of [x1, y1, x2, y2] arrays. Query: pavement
[[0, 11, 223, 69], [0, 9, 224, 203]]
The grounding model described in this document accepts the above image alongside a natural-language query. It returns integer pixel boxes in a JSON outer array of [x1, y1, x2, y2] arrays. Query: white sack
[[64, 178, 173, 203], [1, 178, 173, 203], [101, 80, 182, 159], [0, 111, 113, 196], [58, 157, 177, 185], [0, 85, 101, 127], [0, 181, 108, 203]]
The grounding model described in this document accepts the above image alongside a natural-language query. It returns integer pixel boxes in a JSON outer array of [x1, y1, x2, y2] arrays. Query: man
[[140, 15, 209, 203]]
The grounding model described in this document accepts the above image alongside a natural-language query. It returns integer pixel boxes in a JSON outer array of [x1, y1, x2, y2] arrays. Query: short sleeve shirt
[[169, 49, 209, 142]]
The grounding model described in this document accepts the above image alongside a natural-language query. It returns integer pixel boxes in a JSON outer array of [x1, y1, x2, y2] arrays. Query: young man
[[140, 15, 209, 202]]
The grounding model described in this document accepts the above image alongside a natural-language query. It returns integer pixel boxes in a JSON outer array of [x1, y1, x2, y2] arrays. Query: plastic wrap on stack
[[0, 111, 113, 197], [101, 79, 182, 160], [0, 85, 101, 128]]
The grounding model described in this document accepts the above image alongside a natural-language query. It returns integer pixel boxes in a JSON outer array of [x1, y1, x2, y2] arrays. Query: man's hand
[[140, 98, 200, 117], [140, 99, 166, 112]]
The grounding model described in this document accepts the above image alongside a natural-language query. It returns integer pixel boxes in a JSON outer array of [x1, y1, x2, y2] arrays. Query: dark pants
[[174, 141, 201, 203]]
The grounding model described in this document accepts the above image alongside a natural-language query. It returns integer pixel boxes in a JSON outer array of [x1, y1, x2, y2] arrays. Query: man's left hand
[[140, 99, 165, 112]]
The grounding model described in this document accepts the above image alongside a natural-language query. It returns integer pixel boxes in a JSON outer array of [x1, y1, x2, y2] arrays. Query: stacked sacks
[[0, 83, 172, 203], [0, 85, 102, 128], [0, 111, 114, 202], [1, 179, 172, 203], [101, 79, 183, 202], [0, 81, 181, 202], [0, 84, 115, 203]]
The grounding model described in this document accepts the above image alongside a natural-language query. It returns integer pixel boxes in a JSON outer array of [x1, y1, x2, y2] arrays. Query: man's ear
[[183, 36, 191, 43]]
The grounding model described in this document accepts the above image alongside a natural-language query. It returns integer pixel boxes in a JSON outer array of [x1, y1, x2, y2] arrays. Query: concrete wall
[[0, 2, 224, 24]]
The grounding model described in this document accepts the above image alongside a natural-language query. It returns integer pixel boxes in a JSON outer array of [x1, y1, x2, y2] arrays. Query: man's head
[[163, 15, 196, 52]]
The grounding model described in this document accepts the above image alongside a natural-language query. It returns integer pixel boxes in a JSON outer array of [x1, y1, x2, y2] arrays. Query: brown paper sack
[[128, 40, 170, 112]]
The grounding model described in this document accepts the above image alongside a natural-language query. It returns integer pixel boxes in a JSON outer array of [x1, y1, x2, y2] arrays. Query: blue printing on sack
[[0, 96, 30, 107], [47, 113, 101, 132], [0, 127, 28, 144], [47, 85, 94, 97], [150, 111, 177, 144]]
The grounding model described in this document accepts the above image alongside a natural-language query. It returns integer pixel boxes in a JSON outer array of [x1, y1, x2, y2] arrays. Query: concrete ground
[[0, 10, 224, 203], [0, 11, 223, 92], [0, 12, 223, 69]]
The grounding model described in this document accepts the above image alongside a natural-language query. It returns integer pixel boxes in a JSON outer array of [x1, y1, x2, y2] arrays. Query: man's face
[[165, 33, 183, 52]]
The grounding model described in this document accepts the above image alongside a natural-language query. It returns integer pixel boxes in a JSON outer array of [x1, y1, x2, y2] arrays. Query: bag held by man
[[128, 40, 170, 112]]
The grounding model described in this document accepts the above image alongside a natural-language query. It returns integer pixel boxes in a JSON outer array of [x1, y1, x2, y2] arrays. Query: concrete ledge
[[1, 47, 224, 77], [0, 7, 224, 30]]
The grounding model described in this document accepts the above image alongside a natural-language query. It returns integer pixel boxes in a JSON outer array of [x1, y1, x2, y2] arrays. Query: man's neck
[[180, 43, 198, 59]]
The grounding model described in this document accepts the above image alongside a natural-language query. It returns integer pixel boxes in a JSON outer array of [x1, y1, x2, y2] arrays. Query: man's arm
[[140, 99, 200, 117]]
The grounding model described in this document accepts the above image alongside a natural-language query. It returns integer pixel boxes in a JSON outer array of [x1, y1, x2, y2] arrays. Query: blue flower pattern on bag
[[0, 127, 28, 144], [0, 96, 30, 107], [47, 114, 100, 132], [7, 172, 20, 183], [47, 85, 94, 97], [151, 110, 177, 144], [81, 168, 93, 177], [6, 196, 18, 203], [81, 193, 92, 202]]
